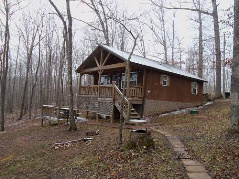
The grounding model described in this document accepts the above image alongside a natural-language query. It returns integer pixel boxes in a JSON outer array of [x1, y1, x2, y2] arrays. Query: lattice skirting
[[78, 96, 113, 116], [78, 96, 98, 112], [98, 101, 113, 116]]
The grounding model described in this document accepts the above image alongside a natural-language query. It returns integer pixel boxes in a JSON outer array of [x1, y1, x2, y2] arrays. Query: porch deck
[[77, 85, 144, 122]]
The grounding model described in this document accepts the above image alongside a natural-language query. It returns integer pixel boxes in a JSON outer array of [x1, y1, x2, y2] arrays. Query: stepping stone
[[153, 129, 211, 179], [174, 147, 186, 152], [187, 173, 211, 179], [185, 165, 207, 173], [181, 159, 201, 166]]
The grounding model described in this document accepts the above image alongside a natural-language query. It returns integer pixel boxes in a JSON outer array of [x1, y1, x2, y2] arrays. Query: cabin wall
[[144, 70, 203, 116]]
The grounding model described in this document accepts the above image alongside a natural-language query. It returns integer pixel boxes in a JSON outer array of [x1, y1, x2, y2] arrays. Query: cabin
[[76, 44, 205, 122]]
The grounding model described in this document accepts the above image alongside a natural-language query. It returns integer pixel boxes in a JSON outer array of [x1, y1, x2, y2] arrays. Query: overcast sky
[[0, 0, 234, 60]]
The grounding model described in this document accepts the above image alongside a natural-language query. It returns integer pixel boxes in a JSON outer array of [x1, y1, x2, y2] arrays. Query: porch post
[[96, 70, 102, 122], [142, 68, 146, 98], [142, 68, 147, 117], [111, 82, 115, 123], [78, 73, 82, 95], [126, 65, 131, 97]]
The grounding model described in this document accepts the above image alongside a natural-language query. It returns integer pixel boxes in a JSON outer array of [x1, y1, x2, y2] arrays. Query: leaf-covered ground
[[1, 99, 237, 178], [152, 99, 239, 179], [0, 112, 187, 178]]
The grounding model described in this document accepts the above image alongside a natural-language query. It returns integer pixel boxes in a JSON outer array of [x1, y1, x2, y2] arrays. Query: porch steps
[[130, 108, 141, 119]]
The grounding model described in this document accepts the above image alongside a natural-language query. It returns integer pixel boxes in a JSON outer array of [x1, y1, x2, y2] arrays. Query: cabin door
[[112, 74, 120, 88]]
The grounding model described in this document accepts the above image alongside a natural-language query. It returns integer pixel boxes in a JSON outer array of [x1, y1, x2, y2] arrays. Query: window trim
[[121, 72, 138, 89], [192, 82, 198, 95], [160, 74, 170, 87], [101, 75, 111, 85], [162, 75, 168, 86]]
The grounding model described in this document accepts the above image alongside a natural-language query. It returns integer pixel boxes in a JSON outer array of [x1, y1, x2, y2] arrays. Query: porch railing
[[79, 85, 98, 96], [114, 85, 131, 120], [99, 85, 113, 98], [79, 85, 143, 99], [129, 85, 143, 98], [79, 85, 113, 98]]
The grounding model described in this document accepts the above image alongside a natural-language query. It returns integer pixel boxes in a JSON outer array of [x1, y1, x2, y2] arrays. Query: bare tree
[[0, 0, 10, 131], [148, 0, 169, 63], [150, 0, 222, 96], [230, 0, 239, 132], [48, 0, 77, 131], [17, 13, 41, 120], [82, 0, 110, 45], [211, 0, 221, 98]]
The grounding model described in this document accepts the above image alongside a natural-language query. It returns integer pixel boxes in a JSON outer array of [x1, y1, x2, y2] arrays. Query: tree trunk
[[18, 53, 31, 120], [18, 27, 38, 120], [119, 37, 138, 147], [223, 33, 226, 94], [212, 0, 222, 98], [66, 0, 77, 131], [198, 10, 203, 78], [230, 0, 239, 132], [0, 0, 10, 131]]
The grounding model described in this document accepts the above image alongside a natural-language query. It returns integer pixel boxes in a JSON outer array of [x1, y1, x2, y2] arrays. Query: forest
[[1, 0, 239, 178], [0, 0, 236, 131]]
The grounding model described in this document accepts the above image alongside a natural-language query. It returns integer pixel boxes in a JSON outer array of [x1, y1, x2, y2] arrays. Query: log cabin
[[76, 44, 206, 122]]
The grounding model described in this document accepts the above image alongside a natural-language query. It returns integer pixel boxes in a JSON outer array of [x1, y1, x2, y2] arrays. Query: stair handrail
[[113, 85, 131, 120]]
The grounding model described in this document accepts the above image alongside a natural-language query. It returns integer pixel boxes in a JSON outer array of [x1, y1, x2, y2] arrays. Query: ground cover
[[152, 99, 239, 179], [0, 113, 186, 178]]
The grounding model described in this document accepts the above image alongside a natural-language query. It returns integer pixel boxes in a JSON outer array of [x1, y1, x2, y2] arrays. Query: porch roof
[[77, 44, 206, 82]]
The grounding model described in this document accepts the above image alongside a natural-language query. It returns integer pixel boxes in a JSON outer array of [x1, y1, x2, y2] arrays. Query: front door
[[112, 74, 120, 87]]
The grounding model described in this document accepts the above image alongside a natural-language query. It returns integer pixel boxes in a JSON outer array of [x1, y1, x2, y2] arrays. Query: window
[[192, 82, 198, 95], [121, 72, 137, 88], [160, 74, 170, 86], [101, 75, 110, 85]]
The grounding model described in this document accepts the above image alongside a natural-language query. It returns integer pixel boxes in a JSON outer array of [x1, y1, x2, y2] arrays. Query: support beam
[[102, 52, 111, 66], [142, 68, 146, 98], [111, 82, 116, 123], [100, 50, 103, 65], [79, 62, 127, 74], [94, 56, 100, 67], [126, 65, 131, 97], [96, 70, 102, 122], [78, 73, 82, 94]]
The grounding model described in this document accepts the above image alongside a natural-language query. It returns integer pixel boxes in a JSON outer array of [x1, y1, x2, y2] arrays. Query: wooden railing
[[79, 85, 98, 96], [114, 85, 131, 120], [79, 85, 113, 98], [129, 85, 143, 98], [79, 85, 143, 98], [99, 85, 113, 98]]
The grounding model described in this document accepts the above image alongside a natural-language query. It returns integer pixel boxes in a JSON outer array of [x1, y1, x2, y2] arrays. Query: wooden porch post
[[142, 68, 146, 97], [78, 73, 82, 95], [142, 68, 147, 117], [96, 71, 102, 122], [111, 82, 116, 123], [126, 65, 131, 97]]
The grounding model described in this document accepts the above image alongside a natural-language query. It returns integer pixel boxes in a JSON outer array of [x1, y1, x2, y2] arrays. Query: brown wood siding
[[145, 70, 203, 103]]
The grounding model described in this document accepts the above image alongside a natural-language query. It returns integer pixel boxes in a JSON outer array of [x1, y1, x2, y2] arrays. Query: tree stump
[[127, 129, 154, 150]]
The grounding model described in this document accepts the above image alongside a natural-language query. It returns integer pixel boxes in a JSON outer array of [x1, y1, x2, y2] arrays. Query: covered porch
[[76, 47, 147, 122]]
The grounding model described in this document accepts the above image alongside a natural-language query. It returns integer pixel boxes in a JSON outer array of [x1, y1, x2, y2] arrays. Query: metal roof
[[99, 44, 206, 82]]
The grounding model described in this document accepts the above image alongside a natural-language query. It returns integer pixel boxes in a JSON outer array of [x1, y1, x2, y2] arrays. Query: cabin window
[[121, 72, 137, 88], [101, 75, 111, 85], [191, 82, 198, 95], [160, 74, 170, 86]]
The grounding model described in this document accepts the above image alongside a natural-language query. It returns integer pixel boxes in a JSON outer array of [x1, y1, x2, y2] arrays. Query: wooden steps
[[130, 108, 141, 119]]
